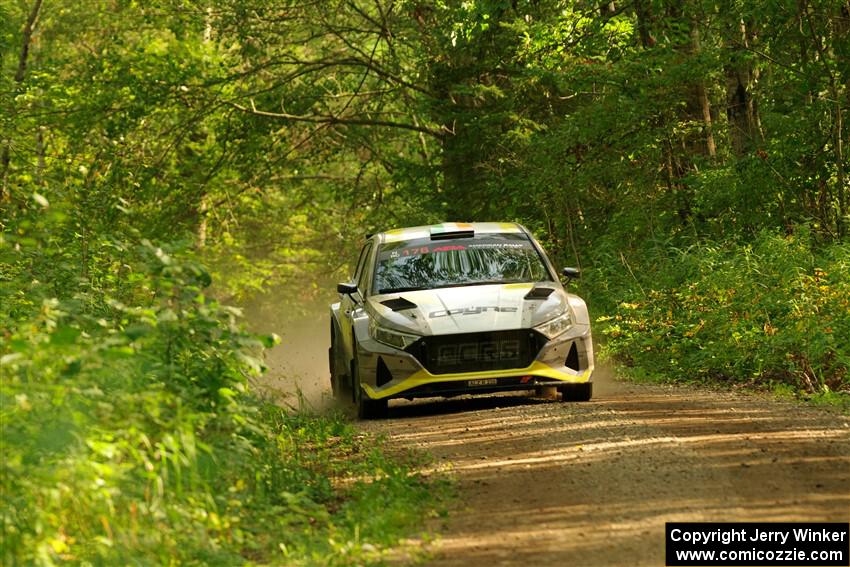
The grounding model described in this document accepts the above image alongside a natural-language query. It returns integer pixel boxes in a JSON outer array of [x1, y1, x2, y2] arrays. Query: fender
[[331, 303, 371, 370], [350, 308, 380, 393], [330, 302, 343, 333], [351, 312, 372, 352]]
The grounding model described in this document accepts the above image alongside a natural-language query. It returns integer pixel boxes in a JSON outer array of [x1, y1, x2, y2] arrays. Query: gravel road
[[361, 368, 850, 566]]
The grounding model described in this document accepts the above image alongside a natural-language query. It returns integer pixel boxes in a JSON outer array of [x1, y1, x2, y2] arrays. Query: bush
[[587, 230, 850, 396], [0, 238, 442, 565]]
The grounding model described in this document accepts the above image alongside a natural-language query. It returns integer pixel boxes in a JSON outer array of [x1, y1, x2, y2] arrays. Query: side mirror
[[562, 267, 581, 281], [337, 282, 358, 295]]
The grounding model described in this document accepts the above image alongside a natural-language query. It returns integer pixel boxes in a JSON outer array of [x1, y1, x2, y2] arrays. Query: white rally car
[[329, 222, 594, 418]]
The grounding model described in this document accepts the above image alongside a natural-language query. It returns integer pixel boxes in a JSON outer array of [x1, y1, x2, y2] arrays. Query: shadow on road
[[386, 393, 555, 419], [363, 373, 850, 567]]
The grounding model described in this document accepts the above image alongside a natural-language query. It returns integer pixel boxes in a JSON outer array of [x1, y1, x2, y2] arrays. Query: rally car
[[329, 222, 594, 418]]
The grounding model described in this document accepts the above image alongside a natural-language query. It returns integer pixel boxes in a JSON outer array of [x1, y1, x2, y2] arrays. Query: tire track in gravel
[[361, 368, 850, 566]]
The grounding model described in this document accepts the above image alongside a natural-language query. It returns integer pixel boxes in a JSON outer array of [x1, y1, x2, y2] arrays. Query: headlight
[[535, 310, 572, 339], [368, 319, 420, 349]]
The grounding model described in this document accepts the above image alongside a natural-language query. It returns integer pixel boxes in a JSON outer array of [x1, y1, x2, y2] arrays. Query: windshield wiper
[[434, 280, 519, 289], [377, 286, 429, 294]]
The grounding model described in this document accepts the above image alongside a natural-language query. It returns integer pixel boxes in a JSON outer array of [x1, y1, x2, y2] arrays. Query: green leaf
[[51, 326, 81, 345]]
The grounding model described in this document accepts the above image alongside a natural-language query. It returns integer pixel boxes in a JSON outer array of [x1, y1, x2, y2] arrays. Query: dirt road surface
[[251, 307, 850, 566], [361, 368, 850, 566]]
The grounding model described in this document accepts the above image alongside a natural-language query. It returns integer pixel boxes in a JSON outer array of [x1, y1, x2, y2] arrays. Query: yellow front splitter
[[362, 361, 592, 400]]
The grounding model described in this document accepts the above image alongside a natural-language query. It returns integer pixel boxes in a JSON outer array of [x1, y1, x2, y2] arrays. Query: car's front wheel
[[328, 323, 354, 402], [352, 357, 388, 419], [560, 382, 592, 402], [329, 326, 346, 401], [329, 347, 343, 401]]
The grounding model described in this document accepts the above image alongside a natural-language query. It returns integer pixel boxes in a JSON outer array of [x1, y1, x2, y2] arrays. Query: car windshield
[[373, 233, 552, 295]]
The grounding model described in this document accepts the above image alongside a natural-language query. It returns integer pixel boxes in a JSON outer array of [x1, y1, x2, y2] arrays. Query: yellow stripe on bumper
[[362, 361, 592, 399]]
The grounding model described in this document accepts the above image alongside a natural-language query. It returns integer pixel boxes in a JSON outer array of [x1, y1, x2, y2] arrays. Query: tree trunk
[[197, 194, 209, 249], [725, 19, 759, 156], [1, 0, 45, 200], [835, 95, 846, 237], [691, 25, 716, 158], [633, 0, 656, 48], [13, 0, 43, 84], [803, 1, 847, 236], [834, 2, 849, 236], [36, 126, 46, 185], [196, 6, 214, 249]]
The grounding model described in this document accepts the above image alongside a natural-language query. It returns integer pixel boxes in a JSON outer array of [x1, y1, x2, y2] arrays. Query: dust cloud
[[587, 361, 619, 397], [240, 289, 337, 413]]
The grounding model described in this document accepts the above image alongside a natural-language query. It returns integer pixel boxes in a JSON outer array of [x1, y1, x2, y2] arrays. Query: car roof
[[375, 222, 527, 243]]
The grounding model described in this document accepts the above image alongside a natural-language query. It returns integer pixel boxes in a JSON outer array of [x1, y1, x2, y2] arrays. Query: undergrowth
[[1, 236, 445, 565], [584, 229, 850, 408]]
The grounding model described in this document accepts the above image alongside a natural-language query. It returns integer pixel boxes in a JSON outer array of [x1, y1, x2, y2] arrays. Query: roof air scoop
[[524, 287, 555, 300], [380, 297, 418, 311]]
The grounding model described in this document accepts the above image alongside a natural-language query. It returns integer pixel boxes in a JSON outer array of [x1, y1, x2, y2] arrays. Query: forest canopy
[[1, 0, 848, 564]]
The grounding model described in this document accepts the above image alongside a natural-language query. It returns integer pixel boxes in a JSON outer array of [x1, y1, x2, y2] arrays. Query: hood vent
[[524, 287, 555, 300], [380, 297, 418, 311]]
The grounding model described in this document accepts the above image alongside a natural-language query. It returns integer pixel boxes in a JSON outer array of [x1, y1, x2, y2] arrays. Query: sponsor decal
[[468, 242, 525, 249], [436, 340, 521, 365], [388, 244, 466, 257], [432, 245, 466, 252], [400, 246, 430, 256], [429, 306, 518, 318]]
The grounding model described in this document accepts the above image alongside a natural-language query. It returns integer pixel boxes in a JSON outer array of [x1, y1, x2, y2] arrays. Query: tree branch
[[226, 100, 446, 139]]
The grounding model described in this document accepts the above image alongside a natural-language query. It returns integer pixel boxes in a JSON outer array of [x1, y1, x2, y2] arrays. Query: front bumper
[[356, 326, 594, 400]]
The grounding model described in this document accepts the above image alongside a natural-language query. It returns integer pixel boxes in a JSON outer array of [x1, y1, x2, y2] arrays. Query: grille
[[405, 329, 547, 374]]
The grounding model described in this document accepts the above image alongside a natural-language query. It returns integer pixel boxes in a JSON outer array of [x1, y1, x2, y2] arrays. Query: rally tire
[[352, 358, 388, 419], [329, 325, 346, 401], [329, 345, 341, 400], [560, 382, 592, 402]]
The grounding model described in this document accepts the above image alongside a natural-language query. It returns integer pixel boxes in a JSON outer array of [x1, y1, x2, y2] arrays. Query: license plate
[[467, 378, 498, 387]]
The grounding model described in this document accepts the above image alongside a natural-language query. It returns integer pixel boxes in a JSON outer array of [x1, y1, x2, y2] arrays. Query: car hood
[[367, 283, 569, 336]]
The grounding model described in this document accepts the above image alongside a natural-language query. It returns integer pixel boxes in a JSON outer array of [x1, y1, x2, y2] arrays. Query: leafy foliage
[[590, 231, 849, 393], [2, 0, 849, 561], [0, 236, 442, 565]]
